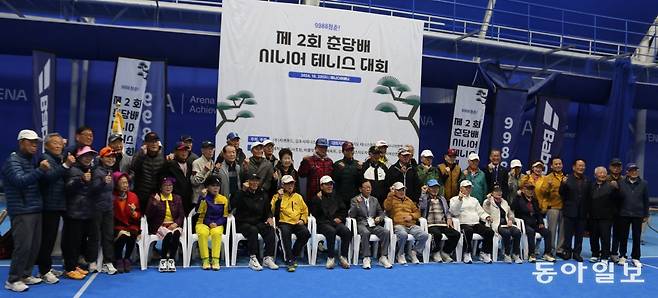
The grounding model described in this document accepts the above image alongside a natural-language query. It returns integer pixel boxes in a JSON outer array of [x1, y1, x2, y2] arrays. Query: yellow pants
[[196, 224, 223, 260]]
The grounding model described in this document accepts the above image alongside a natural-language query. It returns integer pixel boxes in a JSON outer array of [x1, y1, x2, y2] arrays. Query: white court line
[[73, 272, 98, 298], [642, 263, 658, 270]]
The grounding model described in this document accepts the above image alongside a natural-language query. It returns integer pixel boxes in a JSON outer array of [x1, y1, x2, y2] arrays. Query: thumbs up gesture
[[39, 159, 51, 171], [82, 169, 92, 182], [65, 153, 76, 167]]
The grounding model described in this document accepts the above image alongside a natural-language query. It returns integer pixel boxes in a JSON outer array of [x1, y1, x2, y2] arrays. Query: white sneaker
[[326, 257, 336, 269], [589, 257, 599, 263], [249, 255, 263, 271], [632, 259, 642, 268], [42, 271, 59, 284], [378, 256, 393, 269], [49, 269, 63, 277], [617, 256, 627, 266], [362, 257, 371, 269], [262, 256, 279, 270], [440, 251, 453, 263], [22, 276, 42, 285], [339, 256, 351, 269], [88, 262, 98, 273], [396, 254, 407, 265], [480, 252, 492, 264], [504, 254, 512, 264], [513, 254, 523, 264], [542, 254, 556, 262], [409, 250, 420, 264], [432, 252, 443, 263], [102, 263, 117, 275], [158, 259, 168, 272], [167, 259, 176, 272], [463, 253, 473, 264], [4, 281, 28, 292]]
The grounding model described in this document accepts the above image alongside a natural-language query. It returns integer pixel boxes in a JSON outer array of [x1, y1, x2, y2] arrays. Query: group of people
[[1, 127, 651, 293]]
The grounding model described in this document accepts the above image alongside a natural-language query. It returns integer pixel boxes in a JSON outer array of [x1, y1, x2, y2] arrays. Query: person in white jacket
[[450, 180, 494, 264], [483, 184, 523, 264]]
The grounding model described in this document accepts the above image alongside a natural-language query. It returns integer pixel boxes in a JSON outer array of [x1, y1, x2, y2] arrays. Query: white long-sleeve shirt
[[449, 195, 489, 225]]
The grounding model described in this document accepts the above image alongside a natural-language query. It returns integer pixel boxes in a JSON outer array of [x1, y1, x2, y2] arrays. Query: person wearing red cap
[[112, 172, 140, 273], [438, 149, 463, 201], [160, 142, 194, 214], [332, 141, 362, 204]]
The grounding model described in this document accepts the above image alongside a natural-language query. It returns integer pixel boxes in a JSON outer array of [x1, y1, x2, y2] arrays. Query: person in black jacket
[[617, 163, 649, 267], [308, 176, 352, 269], [332, 141, 362, 205], [511, 183, 554, 263], [362, 146, 389, 206], [385, 147, 420, 202], [160, 142, 194, 214], [130, 132, 165, 211], [558, 159, 590, 262], [484, 149, 510, 199], [87, 147, 118, 275], [230, 174, 278, 271], [586, 167, 619, 263]]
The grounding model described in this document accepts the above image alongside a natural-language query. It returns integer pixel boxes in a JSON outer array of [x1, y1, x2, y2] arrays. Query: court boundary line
[[73, 272, 98, 298]]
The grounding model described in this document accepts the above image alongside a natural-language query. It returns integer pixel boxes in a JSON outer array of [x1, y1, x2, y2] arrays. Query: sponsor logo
[[38, 59, 51, 141], [540, 102, 559, 170]]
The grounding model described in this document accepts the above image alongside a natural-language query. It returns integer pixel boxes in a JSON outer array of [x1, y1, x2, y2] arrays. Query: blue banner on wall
[[490, 89, 527, 168], [137, 61, 166, 148], [530, 96, 569, 169], [32, 51, 56, 149]]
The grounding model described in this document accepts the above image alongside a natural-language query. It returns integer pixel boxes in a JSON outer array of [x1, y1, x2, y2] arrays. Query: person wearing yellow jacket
[[271, 175, 310, 272], [195, 176, 229, 271], [536, 158, 566, 257]]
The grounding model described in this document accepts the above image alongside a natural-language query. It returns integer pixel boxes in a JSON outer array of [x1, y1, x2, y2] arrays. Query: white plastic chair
[[138, 216, 188, 270], [351, 217, 395, 265], [452, 218, 499, 263], [307, 215, 354, 265], [389, 217, 431, 263], [519, 218, 547, 260], [274, 219, 312, 264], [229, 214, 276, 266], [183, 210, 230, 268]]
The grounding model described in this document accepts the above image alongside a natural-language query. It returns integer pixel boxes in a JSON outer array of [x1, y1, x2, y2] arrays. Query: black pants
[[618, 216, 643, 260], [236, 222, 276, 259], [589, 219, 613, 259], [498, 226, 521, 255], [114, 233, 137, 260], [161, 230, 182, 259], [525, 224, 551, 255], [460, 223, 494, 254], [8, 213, 42, 283], [62, 217, 93, 272], [88, 210, 115, 263], [36, 210, 63, 275], [561, 216, 586, 256], [277, 223, 310, 263], [317, 222, 352, 258], [610, 216, 623, 256], [427, 226, 460, 254]]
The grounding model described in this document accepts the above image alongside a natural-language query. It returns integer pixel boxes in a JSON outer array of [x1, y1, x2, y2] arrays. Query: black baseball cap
[[144, 132, 160, 142], [180, 135, 193, 142], [609, 158, 623, 166], [108, 134, 123, 143], [201, 140, 215, 149]]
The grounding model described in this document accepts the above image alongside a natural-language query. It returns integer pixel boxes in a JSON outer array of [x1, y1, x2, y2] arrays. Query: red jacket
[[298, 154, 333, 201], [113, 191, 141, 233]]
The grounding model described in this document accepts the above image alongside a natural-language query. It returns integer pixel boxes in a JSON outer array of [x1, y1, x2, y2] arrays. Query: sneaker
[[42, 271, 59, 284], [504, 254, 512, 264], [286, 261, 296, 272], [440, 251, 453, 263], [573, 255, 584, 262], [88, 262, 98, 273], [123, 259, 132, 273], [326, 257, 336, 269], [463, 253, 473, 264], [158, 259, 168, 272], [75, 267, 88, 275], [211, 258, 220, 271], [529, 255, 537, 263], [65, 270, 85, 280], [47, 269, 63, 278], [409, 250, 420, 264], [167, 259, 177, 272], [4, 281, 28, 292], [632, 259, 642, 268], [22, 276, 42, 285], [617, 256, 627, 266], [201, 258, 210, 270], [339, 256, 351, 269], [557, 252, 571, 261], [610, 255, 619, 263], [248, 256, 263, 271], [480, 252, 492, 264], [542, 254, 556, 262], [102, 263, 117, 275], [115, 259, 125, 274], [513, 254, 523, 264], [378, 256, 393, 269], [263, 256, 279, 270], [432, 252, 443, 263], [396, 254, 407, 265], [589, 257, 599, 263], [362, 257, 372, 269]]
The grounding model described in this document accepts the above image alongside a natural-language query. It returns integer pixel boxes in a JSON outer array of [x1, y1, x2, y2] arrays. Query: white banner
[[449, 85, 488, 169], [216, 0, 423, 165], [107, 57, 150, 156]]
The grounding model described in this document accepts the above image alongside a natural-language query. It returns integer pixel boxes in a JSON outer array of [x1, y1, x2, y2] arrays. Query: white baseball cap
[[281, 175, 295, 184], [262, 139, 274, 147], [420, 150, 434, 158], [17, 130, 41, 141], [320, 175, 334, 184], [392, 182, 405, 190], [375, 140, 388, 147], [467, 153, 480, 161], [460, 180, 473, 187], [397, 147, 412, 155], [251, 141, 264, 149], [510, 159, 522, 168]]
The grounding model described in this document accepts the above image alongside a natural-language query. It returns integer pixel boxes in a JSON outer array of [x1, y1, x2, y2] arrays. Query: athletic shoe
[[286, 261, 296, 272], [211, 258, 220, 271], [513, 254, 523, 264], [102, 263, 117, 275], [480, 252, 492, 264], [22, 276, 42, 285], [249, 256, 263, 271], [610, 255, 619, 263], [463, 253, 473, 264], [632, 259, 642, 268], [88, 262, 98, 273], [339, 256, 351, 269], [378, 256, 393, 269], [557, 252, 571, 261], [115, 259, 125, 274], [409, 250, 420, 264], [396, 254, 407, 265], [4, 281, 28, 292], [75, 267, 88, 275], [504, 254, 512, 264], [263, 256, 279, 270], [326, 257, 336, 269], [167, 259, 177, 272], [432, 252, 443, 263], [573, 255, 584, 262], [542, 254, 556, 262], [42, 271, 59, 284], [529, 255, 537, 263], [65, 271, 85, 280], [617, 256, 627, 266], [123, 259, 132, 273], [158, 259, 168, 272], [362, 257, 371, 269], [440, 251, 454, 263], [589, 257, 599, 263], [201, 258, 210, 270]]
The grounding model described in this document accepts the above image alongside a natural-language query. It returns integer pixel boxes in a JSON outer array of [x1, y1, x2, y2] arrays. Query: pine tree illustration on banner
[[373, 76, 420, 136], [215, 90, 257, 133]]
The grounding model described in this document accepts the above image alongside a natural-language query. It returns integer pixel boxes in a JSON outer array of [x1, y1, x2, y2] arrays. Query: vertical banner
[[137, 61, 166, 149], [217, 0, 423, 165], [107, 57, 151, 157], [490, 89, 527, 167], [449, 86, 488, 169], [530, 96, 569, 172], [32, 51, 56, 151]]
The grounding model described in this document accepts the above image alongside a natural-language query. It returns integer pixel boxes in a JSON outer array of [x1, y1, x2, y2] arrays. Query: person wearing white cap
[[507, 159, 523, 204], [3, 130, 50, 292], [385, 147, 421, 203], [484, 149, 510, 199], [383, 182, 429, 265], [459, 153, 487, 204], [262, 139, 277, 167], [375, 140, 389, 167], [417, 150, 440, 191], [308, 176, 352, 269], [449, 180, 494, 264], [242, 142, 274, 195], [271, 175, 310, 272]]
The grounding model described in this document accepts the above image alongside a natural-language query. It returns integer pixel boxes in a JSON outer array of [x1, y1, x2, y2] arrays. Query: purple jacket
[[145, 193, 185, 235]]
